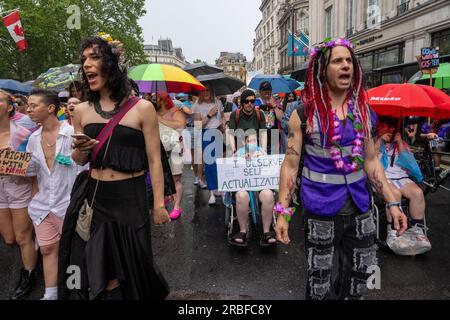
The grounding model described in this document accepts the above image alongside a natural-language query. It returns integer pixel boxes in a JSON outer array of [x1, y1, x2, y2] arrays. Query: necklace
[[329, 100, 365, 174], [41, 136, 56, 148], [94, 100, 120, 119], [41, 123, 61, 148]]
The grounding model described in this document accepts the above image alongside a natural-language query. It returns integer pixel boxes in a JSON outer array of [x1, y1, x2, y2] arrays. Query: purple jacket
[[300, 109, 376, 217]]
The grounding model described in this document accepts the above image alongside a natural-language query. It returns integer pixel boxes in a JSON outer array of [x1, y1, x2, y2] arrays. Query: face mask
[[246, 143, 258, 153]]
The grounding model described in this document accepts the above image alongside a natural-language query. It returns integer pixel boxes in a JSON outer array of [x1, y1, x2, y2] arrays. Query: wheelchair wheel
[[372, 199, 389, 249], [225, 205, 238, 240]]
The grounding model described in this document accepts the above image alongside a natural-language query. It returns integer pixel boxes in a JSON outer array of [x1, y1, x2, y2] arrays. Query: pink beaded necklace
[[329, 100, 365, 174]]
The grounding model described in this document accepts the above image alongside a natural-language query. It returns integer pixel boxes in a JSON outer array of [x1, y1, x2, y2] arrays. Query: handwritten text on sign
[[0, 149, 32, 177], [420, 47, 440, 70], [217, 155, 285, 192]]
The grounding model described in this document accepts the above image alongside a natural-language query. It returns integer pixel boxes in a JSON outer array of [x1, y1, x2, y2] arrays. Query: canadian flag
[[2, 10, 28, 52]]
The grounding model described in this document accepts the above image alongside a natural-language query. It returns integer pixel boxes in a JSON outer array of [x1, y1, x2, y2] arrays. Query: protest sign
[[420, 47, 440, 71], [217, 154, 285, 192], [0, 149, 32, 176]]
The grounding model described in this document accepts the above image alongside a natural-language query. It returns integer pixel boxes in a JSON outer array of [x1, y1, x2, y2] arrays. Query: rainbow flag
[[57, 108, 66, 121]]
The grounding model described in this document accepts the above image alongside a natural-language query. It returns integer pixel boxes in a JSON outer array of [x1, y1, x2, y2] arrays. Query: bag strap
[[90, 96, 140, 162], [89, 133, 113, 208], [235, 108, 240, 128]]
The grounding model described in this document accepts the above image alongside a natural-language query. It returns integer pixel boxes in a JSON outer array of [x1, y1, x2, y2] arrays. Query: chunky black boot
[[10, 268, 36, 300]]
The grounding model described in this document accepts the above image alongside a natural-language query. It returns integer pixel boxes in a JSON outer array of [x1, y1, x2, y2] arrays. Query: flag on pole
[[288, 32, 309, 57], [2, 10, 28, 52]]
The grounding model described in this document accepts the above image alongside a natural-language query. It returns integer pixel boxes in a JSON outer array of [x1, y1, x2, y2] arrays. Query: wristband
[[386, 201, 403, 212], [273, 203, 296, 222]]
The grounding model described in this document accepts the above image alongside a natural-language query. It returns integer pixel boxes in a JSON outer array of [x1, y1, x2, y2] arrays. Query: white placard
[[217, 154, 285, 192]]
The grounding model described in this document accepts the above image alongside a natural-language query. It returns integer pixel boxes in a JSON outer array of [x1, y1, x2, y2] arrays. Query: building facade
[[215, 52, 248, 83], [144, 39, 188, 68], [308, 0, 450, 87], [253, 19, 265, 74], [278, 0, 310, 74], [253, 0, 283, 74]]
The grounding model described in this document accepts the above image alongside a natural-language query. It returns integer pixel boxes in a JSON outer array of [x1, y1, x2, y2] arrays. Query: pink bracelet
[[273, 203, 295, 222]]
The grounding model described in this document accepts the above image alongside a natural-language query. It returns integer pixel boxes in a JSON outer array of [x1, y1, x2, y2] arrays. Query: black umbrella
[[183, 62, 223, 77], [196, 72, 245, 96], [290, 61, 309, 82]]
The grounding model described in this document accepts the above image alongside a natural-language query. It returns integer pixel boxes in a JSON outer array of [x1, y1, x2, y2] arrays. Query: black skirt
[[58, 172, 169, 300]]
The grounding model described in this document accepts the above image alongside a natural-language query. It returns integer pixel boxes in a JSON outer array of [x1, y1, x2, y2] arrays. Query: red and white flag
[[2, 10, 28, 52]]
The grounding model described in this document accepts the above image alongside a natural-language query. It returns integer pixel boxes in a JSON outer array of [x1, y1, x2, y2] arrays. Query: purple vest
[[300, 111, 371, 217]]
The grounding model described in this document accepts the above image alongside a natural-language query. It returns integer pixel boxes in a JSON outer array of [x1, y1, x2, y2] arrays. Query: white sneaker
[[194, 177, 199, 185], [403, 225, 432, 254], [387, 224, 431, 256], [208, 193, 216, 205], [40, 295, 57, 300], [386, 225, 398, 248], [199, 180, 207, 189]]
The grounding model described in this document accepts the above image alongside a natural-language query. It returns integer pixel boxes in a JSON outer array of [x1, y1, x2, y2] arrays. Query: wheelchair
[[223, 190, 277, 247]]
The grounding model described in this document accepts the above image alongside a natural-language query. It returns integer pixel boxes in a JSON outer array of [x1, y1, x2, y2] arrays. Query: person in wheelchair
[[421, 118, 450, 172], [375, 122, 432, 255], [229, 134, 276, 247]]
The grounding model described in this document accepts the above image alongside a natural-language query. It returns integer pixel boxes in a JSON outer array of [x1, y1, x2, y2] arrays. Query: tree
[[0, 0, 148, 81]]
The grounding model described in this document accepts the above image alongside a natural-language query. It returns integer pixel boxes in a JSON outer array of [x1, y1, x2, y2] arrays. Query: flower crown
[[310, 37, 355, 59], [97, 32, 127, 71]]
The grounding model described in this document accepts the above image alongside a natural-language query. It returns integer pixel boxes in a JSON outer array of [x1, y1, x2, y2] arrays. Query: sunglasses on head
[[244, 99, 256, 104]]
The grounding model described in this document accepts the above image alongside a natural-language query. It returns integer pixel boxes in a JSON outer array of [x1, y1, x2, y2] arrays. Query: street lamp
[[280, 0, 296, 73]]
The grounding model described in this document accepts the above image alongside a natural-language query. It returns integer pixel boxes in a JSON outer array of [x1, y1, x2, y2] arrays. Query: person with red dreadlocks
[[274, 38, 408, 300]]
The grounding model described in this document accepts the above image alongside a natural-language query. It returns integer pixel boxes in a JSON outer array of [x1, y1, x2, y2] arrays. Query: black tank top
[[84, 123, 148, 172]]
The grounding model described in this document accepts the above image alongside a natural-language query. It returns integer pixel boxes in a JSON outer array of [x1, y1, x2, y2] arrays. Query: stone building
[[308, 0, 450, 87], [144, 39, 188, 68], [215, 52, 248, 83], [278, 0, 310, 74], [253, 0, 283, 74]]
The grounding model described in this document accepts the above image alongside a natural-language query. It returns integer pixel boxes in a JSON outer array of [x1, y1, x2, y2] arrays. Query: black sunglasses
[[244, 99, 256, 104]]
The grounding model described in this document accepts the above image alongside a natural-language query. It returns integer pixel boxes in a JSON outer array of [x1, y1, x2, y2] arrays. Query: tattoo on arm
[[286, 145, 300, 156], [286, 125, 300, 156], [284, 177, 296, 204], [370, 167, 384, 194], [287, 125, 295, 139]]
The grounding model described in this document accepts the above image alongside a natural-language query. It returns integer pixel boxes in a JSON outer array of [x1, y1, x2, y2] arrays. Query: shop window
[[382, 73, 402, 85], [432, 28, 450, 56]]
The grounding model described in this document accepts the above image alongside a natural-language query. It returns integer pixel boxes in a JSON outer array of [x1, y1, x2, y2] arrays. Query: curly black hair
[[79, 36, 131, 104]]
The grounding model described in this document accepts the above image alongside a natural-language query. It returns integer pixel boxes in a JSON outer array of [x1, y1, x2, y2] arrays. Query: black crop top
[[84, 124, 148, 172]]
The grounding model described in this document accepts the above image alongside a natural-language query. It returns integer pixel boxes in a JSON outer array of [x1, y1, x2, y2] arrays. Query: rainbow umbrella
[[129, 64, 205, 93]]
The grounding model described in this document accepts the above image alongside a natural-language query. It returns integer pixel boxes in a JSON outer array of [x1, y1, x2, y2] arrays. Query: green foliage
[[0, 0, 147, 81]]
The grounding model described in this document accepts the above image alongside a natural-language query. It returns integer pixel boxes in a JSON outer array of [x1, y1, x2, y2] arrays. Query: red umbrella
[[367, 83, 450, 119]]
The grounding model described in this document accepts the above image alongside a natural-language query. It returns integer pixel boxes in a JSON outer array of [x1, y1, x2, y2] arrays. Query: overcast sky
[[139, 0, 261, 64]]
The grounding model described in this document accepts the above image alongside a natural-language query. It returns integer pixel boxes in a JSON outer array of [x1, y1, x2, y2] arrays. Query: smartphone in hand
[[72, 133, 92, 143]]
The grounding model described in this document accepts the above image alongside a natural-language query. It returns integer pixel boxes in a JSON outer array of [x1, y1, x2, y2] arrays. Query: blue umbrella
[[248, 74, 300, 94], [0, 79, 32, 95], [249, 191, 258, 225]]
